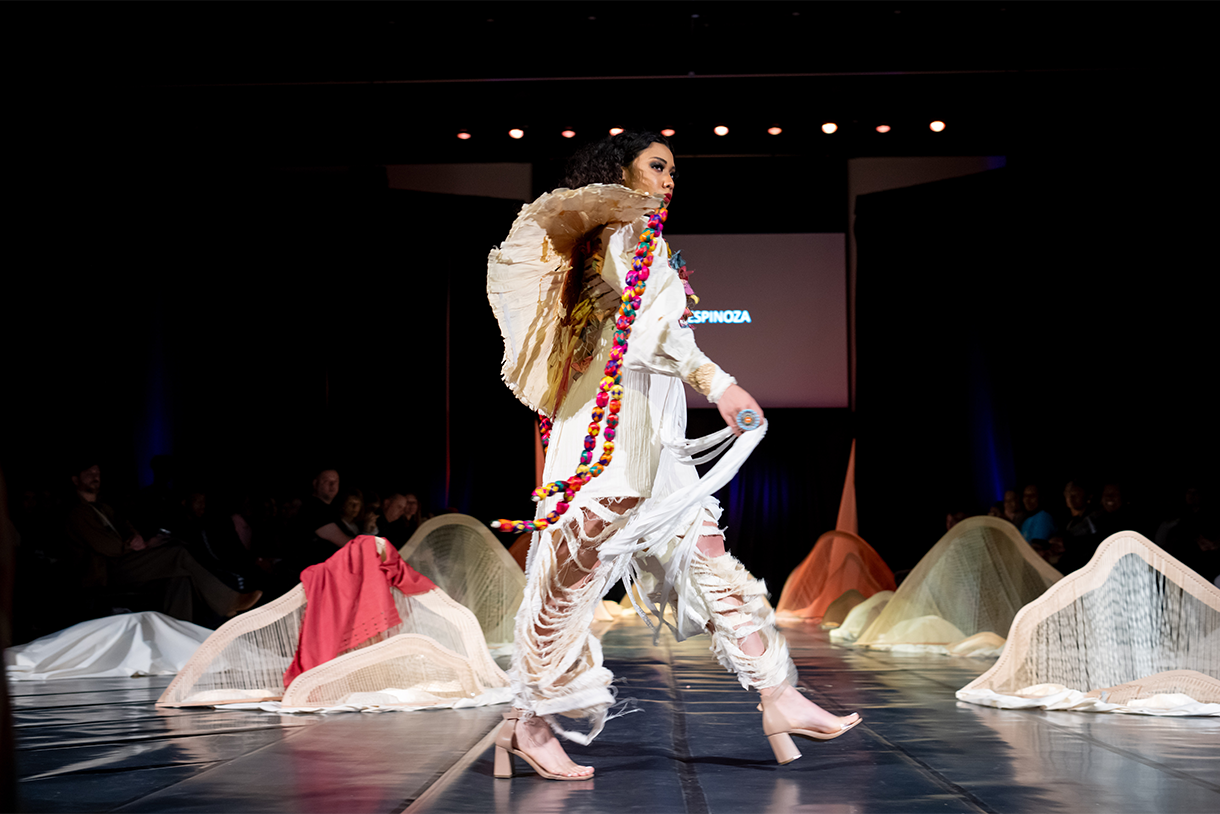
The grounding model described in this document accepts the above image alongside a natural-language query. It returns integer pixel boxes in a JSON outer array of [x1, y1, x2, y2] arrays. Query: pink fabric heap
[[284, 535, 436, 687]]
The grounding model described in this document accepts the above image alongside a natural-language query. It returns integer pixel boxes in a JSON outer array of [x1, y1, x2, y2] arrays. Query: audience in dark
[[6, 445, 1214, 649], [1018, 484, 1057, 544], [62, 462, 261, 626]]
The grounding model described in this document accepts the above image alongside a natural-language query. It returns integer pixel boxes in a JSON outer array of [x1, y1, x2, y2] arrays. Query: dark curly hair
[[560, 130, 672, 190]]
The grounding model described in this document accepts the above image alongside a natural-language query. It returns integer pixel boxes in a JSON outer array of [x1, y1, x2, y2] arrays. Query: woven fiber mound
[[855, 517, 1062, 649], [830, 591, 894, 643], [821, 589, 866, 629], [775, 530, 896, 622], [958, 531, 1220, 715], [158, 551, 507, 708], [399, 514, 526, 647]]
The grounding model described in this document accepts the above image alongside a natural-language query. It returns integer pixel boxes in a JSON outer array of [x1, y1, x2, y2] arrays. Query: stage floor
[[11, 614, 1220, 813]]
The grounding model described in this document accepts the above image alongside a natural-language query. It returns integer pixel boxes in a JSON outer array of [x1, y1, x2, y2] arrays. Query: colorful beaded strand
[[493, 201, 669, 533]]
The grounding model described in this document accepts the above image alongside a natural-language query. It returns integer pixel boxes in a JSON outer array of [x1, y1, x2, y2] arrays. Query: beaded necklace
[[493, 196, 670, 534]]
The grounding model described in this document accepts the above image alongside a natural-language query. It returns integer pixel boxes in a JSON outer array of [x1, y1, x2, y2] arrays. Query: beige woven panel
[[158, 580, 508, 707], [399, 514, 526, 646], [280, 634, 484, 708], [856, 517, 1062, 648], [157, 585, 307, 707], [961, 531, 1220, 700]]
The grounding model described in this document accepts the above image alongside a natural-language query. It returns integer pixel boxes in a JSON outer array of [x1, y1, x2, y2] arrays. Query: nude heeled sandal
[[493, 709, 594, 781], [760, 683, 862, 764]]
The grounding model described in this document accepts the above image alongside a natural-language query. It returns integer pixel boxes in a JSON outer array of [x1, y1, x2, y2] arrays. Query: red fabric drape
[[284, 535, 436, 688]]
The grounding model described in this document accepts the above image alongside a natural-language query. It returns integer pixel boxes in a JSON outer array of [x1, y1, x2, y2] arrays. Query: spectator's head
[[382, 493, 409, 523], [987, 502, 1005, 518], [183, 490, 206, 519], [1101, 483, 1123, 514], [1064, 480, 1088, 516], [946, 509, 969, 531], [71, 463, 101, 501], [402, 493, 421, 521], [1022, 484, 1041, 513], [337, 488, 363, 524], [312, 470, 340, 504], [1003, 489, 1022, 520]]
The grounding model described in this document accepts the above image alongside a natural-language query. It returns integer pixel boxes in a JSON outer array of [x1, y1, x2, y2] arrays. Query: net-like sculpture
[[855, 517, 1062, 649], [399, 515, 526, 647], [830, 590, 893, 643], [821, 589, 866, 629], [775, 530, 896, 621], [280, 634, 488, 709], [157, 579, 506, 707], [958, 531, 1220, 714]]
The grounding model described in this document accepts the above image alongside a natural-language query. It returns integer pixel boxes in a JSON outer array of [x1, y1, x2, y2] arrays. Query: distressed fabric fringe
[[689, 551, 798, 691], [509, 422, 796, 743]]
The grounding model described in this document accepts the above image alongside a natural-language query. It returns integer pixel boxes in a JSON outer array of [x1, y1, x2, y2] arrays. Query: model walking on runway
[[486, 131, 861, 780]]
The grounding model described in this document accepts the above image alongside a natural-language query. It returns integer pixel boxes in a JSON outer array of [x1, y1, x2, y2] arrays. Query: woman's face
[[342, 496, 362, 522], [622, 142, 677, 197]]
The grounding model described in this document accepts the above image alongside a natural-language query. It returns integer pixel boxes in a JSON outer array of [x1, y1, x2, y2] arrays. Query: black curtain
[[855, 159, 1216, 571]]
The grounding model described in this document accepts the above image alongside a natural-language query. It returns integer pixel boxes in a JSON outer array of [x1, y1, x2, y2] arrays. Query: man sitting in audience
[[64, 461, 260, 623]]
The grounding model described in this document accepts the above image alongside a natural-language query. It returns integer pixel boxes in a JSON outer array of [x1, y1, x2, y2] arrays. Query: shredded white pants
[[509, 497, 797, 744]]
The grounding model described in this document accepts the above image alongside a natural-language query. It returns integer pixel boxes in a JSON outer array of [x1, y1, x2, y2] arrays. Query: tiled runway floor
[[11, 615, 1220, 813]]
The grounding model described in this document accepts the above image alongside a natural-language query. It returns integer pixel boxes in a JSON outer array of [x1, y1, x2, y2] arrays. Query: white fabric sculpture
[[398, 514, 526, 648], [957, 530, 1220, 716], [854, 517, 1062, 653], [6, 612, 210, 681], [158, 538, 510, 712]]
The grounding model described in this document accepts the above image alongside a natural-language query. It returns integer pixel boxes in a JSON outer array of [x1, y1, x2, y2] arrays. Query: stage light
[[822, 122, 838, 134], [661, 128, 675, 137], [875, 124, 891, 133], [714, 125, 729, 136], [456, 130, 471, 140], [609, 127, 624, 136], [509, 128, 525, 139], [767, 126, 782, 135], [561, 129, 576, 139], [930, 120, 946, 132]]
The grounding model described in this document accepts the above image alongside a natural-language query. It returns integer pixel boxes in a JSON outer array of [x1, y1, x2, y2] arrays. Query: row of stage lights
[[455, 122, 948, 140]]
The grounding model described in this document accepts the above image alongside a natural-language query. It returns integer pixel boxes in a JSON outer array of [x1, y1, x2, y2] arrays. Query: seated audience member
[[1031, 534, 1066, 567], [316, 487, 364, 547], [1019, 483, 1057, 543], [297, 469, 340, 539], [987, 501, 1005, 519], [1058, 479, 1103, 571], [1093, 482, 1132, 538], [377, 492, 412, 547], [173, 488, 261, 592], [401, 492, 425, 537], [284, 469, 343, 569], [1002, 489, 1026, 530], [64, 462, 260, 623]]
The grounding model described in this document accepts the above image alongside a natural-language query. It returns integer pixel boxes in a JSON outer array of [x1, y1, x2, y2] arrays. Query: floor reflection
[[957, 701, 1220, 813]]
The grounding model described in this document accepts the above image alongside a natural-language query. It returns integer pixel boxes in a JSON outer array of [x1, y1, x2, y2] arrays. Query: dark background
[[4, 2, 1216, 589]]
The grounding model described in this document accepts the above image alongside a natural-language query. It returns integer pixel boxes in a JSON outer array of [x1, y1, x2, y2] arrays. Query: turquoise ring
[[735, 409, 761, 432]]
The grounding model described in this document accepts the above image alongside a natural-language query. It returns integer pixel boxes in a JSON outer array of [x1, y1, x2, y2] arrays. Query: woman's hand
[[716, 384, 764, 437]]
